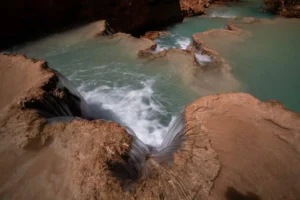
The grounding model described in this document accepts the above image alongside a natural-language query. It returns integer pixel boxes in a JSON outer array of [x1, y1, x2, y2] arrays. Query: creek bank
[[0, 54, 300, 199]]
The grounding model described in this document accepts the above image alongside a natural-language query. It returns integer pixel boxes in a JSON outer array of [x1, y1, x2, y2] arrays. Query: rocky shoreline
[[1, 1, 300, 199], [1, 53, 299, 199]]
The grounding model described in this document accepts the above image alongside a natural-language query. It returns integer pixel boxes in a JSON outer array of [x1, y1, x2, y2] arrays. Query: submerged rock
[[108, 33, 157, 54], [0, 54, 299, 200]]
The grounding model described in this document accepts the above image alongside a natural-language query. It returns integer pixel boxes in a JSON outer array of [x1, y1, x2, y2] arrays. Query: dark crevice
[[225, 187, 261, 200]]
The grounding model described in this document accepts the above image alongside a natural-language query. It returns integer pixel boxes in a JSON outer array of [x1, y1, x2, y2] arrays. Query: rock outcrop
[[263, 0, 300, 18], [1, 54, 300, 200], [0, 0, 183, 48], [180, 0, 207, 16], [141, 31, 170, 40], [0, 53, 133, 199]]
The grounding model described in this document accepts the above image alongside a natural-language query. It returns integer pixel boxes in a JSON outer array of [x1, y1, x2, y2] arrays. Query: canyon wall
[[0, 0, 183, 48], [263, 0, 300, 17]]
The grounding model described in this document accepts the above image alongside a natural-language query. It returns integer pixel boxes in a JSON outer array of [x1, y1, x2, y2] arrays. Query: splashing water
[[78, 79, 179, 146], [195, 52, 212, 66], [154, 34, 191, 52]]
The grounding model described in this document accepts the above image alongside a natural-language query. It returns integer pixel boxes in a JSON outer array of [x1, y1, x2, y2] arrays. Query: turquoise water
[[8, 30, 197, 145], [4, 0, 300, 145], [155, 0, 274, 50], [206, 0, 274, 19], [228, 19, 300, 112], [155, 17, 229, 50], [155, 0, 300, 112]]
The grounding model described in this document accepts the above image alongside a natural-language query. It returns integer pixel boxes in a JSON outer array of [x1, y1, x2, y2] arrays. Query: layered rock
[[0, 0, 183, 48]]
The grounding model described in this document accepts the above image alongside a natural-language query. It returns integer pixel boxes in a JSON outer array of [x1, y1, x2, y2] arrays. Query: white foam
[[209, 12, 234, 18], [153, 44, 169, 53], [176, 37, 191, 50], [195, 52, 212, 66], [78, 79, 176, 146], [152, 35, 191, 53]]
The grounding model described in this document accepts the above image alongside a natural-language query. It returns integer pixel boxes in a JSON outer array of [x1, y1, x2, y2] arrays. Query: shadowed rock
[[0, 0, 183, 48]]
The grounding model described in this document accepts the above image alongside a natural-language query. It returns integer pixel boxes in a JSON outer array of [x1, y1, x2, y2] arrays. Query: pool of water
[[229, 19, 300, 112], [4, 0, 300, 146], [206, 0, 274, 19], [8, 29, 198, 146]]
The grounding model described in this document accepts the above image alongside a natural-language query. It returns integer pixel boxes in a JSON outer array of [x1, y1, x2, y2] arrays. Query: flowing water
[[5, 0, 300, 146]]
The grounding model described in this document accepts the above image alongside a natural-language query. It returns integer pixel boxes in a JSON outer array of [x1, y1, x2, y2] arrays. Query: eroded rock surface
[[185, 93, 300, 200], [0, 54, 299, 200], [0, 54, 133, 199]]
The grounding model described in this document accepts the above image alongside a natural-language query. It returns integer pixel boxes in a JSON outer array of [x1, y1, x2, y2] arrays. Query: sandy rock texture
[[0, 0, 183, 48], [185, 93, 300, 200], [0, 54, 133, 199]]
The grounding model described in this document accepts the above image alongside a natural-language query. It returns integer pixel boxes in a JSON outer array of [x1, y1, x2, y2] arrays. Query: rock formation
[[185, 93, 300, 200], [0, 53, 134, 199], [0, 0, 183, 48], [180, 0, 207, 16], [0, 54, 299, 200], [263, 0, 300, 18], [141, 31, 170, 40]]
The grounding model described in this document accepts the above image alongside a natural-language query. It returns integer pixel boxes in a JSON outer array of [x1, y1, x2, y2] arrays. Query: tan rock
[[185, 93, 300, 200], [141, 31, 170, 40], [1, 54, 300, 200], [0, 54, 133, 200]]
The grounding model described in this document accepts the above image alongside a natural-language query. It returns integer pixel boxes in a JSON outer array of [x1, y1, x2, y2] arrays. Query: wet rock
[[108, 33, 157, 54], [141, 31, 170, 40], [0, 53, 133, 199]]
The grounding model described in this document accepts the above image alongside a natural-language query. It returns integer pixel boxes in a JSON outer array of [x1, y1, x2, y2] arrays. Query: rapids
[[4, 0, 300, 147]]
